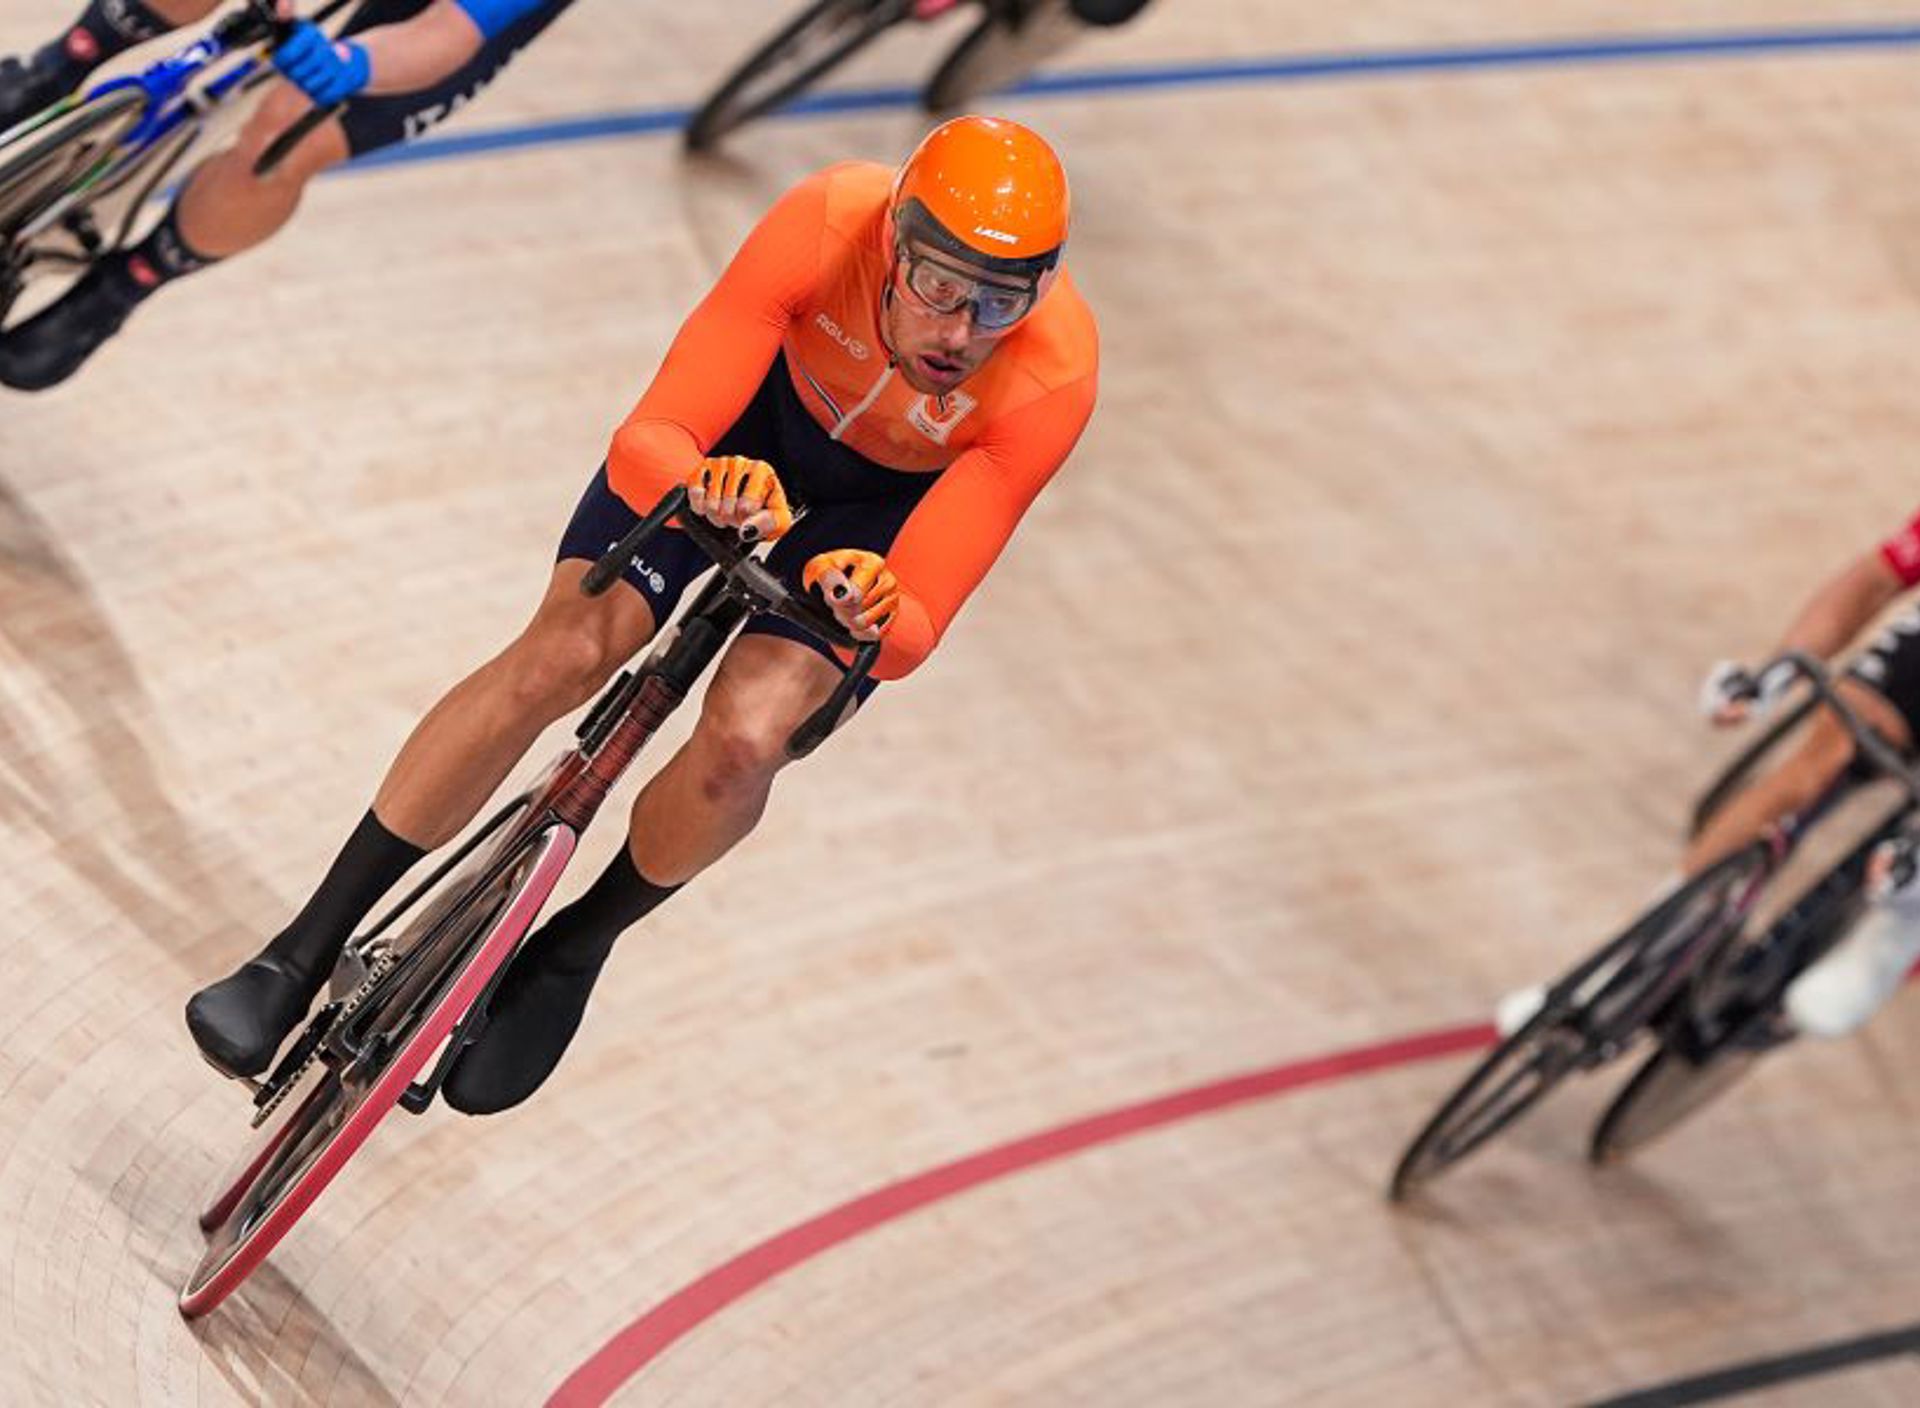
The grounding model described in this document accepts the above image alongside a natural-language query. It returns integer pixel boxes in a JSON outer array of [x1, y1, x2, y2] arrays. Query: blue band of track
[[341, 20, 1920, 173]]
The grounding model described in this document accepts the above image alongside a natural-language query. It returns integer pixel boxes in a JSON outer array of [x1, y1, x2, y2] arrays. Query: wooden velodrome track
[[8, 0, 1920, 1401]]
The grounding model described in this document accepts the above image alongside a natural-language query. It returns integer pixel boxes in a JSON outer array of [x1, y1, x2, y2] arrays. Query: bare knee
[[499, 621, 625, 720], [687, 691, 795, 807], [231, 85, 350, 183]]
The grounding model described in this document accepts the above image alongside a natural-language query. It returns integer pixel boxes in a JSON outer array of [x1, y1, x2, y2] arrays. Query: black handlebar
[[583, 484, 883, 759]]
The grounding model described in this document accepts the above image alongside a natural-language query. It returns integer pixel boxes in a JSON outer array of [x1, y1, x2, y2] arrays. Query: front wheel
[[179, 824, 576, 1317], [684, 0, 912, 153]]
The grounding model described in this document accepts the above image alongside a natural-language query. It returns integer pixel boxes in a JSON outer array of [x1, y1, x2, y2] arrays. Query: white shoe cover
[[1495, 983, 1547, 1038], [1786, 900, 1920, 1039]]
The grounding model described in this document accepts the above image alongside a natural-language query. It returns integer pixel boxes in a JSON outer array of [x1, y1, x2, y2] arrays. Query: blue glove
[[272, 22, 372, 107]]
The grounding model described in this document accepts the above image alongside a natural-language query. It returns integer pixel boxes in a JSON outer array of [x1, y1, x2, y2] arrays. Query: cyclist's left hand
[[804, 549, 900, 642], [273, 21, 372, 108]]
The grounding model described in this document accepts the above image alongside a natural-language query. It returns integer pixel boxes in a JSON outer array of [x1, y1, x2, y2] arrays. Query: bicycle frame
[[3, 0, 351, 257]]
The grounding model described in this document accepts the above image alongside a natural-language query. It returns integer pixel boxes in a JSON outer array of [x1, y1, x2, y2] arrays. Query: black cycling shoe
[[185, 957, 327, 1080], [0, 261, 144, 391], [0, 53, 78, 135], [441, 944, 607, 1116]]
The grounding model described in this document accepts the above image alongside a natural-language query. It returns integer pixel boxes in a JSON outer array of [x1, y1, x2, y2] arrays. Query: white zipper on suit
[[831, 359, 896, 441]]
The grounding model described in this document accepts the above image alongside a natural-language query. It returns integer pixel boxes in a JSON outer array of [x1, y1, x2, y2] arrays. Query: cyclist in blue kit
[[0, 0, 579, 390]]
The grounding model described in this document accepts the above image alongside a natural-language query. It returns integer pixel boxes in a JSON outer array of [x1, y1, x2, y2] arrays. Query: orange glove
[[685, 455, 793, 542], [803, 549, 901, 642]]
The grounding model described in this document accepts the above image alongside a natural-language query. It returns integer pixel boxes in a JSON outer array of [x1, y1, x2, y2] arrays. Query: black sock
[[106, 203, 216, 302], [31, 0, 172, 89], [527, 845, 681, 974], [263, 810, 427, 979]]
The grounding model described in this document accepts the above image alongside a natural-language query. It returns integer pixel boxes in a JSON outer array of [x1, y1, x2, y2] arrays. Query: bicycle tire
[[1590, 812, 1896, 1164], [1388, 843, 1769, 1201], [0, 87, 146, 243], [1587, 1035, 1767, 1166], [684, 0, 911, 153], [179, 823, 575, 1317], [922, 1, 1078, 113]]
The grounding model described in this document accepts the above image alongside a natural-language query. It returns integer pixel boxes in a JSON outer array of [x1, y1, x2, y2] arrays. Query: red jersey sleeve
[[604, 173, 829, 512], [871, 372, 1096, 681], [1880, 507, 1920, 586]]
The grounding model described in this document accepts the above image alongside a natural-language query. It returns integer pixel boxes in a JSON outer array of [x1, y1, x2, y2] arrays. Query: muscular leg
[[442, 635, 852, 1115], [375, 560, 661, 848], [624, 633, 846, 884], [1682, 679, 1911, 876], [171, 83, 353, 259], [187, 562, 660, 1076]]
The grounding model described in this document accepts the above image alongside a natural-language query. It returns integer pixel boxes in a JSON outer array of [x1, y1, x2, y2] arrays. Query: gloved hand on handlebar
[[273, 21, 372, 109], [804, 549, 900, 642], [684, 455, 794, 543], [1698, 658, 1796, 727]]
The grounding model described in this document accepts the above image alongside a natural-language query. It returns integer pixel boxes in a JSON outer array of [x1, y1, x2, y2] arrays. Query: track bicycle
[[0, 0, 352, 331], [684, 0, 1086, 153], [1389, 652, 1920, 1200], [179, 486, 878, 1316]]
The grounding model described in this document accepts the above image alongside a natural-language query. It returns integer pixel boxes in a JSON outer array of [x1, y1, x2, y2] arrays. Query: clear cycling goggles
[[893, 248, 1038, 332]]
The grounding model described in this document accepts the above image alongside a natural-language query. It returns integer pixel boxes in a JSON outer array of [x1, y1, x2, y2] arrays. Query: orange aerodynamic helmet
[[890, 115, 1071, 286]]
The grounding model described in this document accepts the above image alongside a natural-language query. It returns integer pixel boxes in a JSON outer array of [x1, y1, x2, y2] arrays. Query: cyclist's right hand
[[1698, 658, 1793, 727], [273, 21, 372, 108], [684, 455, 794, 543]]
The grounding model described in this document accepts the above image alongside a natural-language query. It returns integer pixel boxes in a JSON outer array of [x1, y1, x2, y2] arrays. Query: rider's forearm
[[1772, 549, 1905, 660], [354, 1, 484, 96]]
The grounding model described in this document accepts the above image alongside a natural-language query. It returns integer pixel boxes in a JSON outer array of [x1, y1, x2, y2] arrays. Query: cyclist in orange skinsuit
[[604, 158, 1096, 679], [185, 116, 1099, 1110]]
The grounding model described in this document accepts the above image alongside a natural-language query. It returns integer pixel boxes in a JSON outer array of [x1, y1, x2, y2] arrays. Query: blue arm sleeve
[[452, 0, 544, 40]]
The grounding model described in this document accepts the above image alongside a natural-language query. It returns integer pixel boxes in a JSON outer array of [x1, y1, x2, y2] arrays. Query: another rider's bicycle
[[180, 488, 877, 1316], [0, 0, 350, 331], [684, 0, 1082, 153], [1388, 653, 1920, 1201]]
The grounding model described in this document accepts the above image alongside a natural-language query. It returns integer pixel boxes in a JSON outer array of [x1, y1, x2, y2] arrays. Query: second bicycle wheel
[[1587, 1036, 1768, 1165], [179, 823, 575, 1317], [1388, 843, 1769, 1201], [684, 0, 911, 153], [922, 1, 1080, 112], [1589, 815, 1894, 1164]]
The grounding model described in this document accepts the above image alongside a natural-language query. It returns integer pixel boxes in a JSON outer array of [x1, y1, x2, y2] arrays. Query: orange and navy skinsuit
[[602, 162, 1099, 681]]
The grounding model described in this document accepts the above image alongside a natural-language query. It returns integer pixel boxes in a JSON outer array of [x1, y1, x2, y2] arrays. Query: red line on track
[[547, 1020, 1497, 1406]]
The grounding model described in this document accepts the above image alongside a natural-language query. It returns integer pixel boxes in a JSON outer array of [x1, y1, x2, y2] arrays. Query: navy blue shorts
[[336, 0, 578, 158], [557, 355, 941, 690]]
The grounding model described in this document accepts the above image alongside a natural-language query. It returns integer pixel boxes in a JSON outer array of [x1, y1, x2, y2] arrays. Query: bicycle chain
[[249, 942, 399, 1129]]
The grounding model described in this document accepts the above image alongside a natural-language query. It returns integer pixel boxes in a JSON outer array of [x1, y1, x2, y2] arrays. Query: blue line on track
[[342, 20, 1920, 173]]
